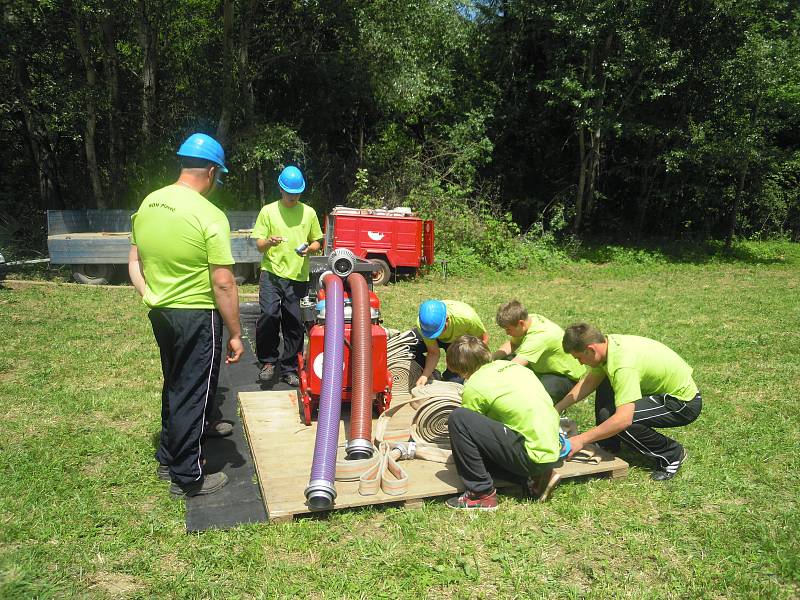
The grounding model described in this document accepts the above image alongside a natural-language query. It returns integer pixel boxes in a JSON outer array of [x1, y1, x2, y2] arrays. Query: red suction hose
[[345, 272, 373, 459]]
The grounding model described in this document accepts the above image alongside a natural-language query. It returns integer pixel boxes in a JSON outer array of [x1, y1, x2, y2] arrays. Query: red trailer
[[323, 206, 434, 285]]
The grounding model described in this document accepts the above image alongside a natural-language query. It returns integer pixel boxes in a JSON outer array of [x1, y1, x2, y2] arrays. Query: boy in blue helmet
[[414, 299, 489, 386], [129, 133, 242, 498], [252, 166, 324, 387]]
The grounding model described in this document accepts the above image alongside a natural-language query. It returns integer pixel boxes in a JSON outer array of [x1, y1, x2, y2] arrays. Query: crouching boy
[[445, 335, 562, 511]]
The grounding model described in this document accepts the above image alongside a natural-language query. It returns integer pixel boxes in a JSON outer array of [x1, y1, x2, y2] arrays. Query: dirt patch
[[87, 571, 143, 596]]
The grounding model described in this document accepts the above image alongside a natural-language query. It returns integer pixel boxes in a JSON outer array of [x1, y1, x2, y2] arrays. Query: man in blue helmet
[[414, 299, 489, 386], [128, 133, 243, 498], [252, 166, 323, 386]]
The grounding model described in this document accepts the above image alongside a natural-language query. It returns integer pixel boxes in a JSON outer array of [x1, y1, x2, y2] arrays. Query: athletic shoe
[[258, 363, 276, 382], [282, 372, 300, 387], [157, 464, 170, 481], [204, 420, 234, 438], [527, 469, 561, 501], [651, 448, 688, 481], [445, 489, 498, 511], [170, 472, 228, 498]]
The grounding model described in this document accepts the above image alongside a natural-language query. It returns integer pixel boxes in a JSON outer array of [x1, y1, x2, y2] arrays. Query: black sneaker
[[651, 449, 688, 481], [282, 372, 300, 387], [204, 420, 234, 438], [170, 472, 228, 498], [258, 363, 276, 382], [157, 464, 170, 481]]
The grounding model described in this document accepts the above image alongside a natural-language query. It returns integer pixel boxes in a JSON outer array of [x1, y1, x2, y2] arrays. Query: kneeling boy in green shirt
[[555, 323, 702, 481], [444, 335, 562, 511], [493, 300, 586, 402]]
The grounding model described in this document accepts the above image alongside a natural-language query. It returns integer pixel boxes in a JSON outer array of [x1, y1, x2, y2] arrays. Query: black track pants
[[149, 308, 222, 485], [596, 381, 703, 469], [448, 407, 561, 495], [256, 271, 307, 376], [538, 373, 577, 404]]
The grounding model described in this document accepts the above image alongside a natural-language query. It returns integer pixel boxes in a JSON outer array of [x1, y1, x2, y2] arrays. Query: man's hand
[[268, 235, 285, 247], [226, 335, 244, 364], [566, 435, 585, 460], [415, 374, 429, 387]]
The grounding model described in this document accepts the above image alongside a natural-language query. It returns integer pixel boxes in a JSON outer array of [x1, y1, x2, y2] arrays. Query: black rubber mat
[[185, 310, 294, 531]]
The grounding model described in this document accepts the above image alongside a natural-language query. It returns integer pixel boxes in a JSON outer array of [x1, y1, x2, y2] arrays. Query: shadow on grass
[[569, 238, 797, 266]]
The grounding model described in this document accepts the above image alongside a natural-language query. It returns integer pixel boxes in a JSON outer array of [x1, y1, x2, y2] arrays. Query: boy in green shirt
[[493, 300, 585, 402], [444, 335, 563, 511], [252, 166, 323, 387], [415, 299, 489, 386], [555, 323, 702, 481]]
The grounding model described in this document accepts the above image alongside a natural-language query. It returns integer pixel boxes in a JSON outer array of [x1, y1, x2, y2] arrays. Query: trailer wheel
[[233, 263, 254, 285], [368, 258, 391, 286], [71, 264, 114, 285]]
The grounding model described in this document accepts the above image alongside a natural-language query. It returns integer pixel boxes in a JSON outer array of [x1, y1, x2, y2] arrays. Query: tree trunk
[[238, 0, 256, 127], [635, 138, 657, 240], [725, 102, 760, 249], [137, 0, 157, 144], [216, 0, 235, 143], [13, 55, 63, 209], [256, 166, 266, 206], [101, 5, 122, 207], [724, 161, 749, 249], [73, 9, 106, 208], [574, 125, 587, 233]]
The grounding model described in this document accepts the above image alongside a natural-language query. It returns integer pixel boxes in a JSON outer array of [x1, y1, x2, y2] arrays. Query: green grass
[[1, 241, 799, 599]]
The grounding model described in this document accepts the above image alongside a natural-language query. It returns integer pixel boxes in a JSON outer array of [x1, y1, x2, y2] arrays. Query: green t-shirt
[[418, 300, 486, 346], [512, 314, 586, 381], [590, 334, 698, 407], [462, 361, 561, 464], [131, 185, 234, 309], [251, 200, 323, 282]]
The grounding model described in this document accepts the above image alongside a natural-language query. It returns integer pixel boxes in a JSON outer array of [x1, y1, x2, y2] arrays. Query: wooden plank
[[239, 390, 627, 522]]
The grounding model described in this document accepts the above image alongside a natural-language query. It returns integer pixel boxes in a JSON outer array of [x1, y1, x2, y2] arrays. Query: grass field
[[1, 241, 799, 599]]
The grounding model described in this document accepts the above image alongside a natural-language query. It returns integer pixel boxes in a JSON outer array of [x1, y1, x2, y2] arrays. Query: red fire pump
[[297, 260, 392, 425]]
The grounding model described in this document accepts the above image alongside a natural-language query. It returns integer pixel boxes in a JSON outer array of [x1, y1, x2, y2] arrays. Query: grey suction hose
[[304, 271, 345, 510], [329, 248, 358, 278]]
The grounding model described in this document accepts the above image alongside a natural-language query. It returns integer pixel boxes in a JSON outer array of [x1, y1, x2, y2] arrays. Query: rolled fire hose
[[335, 381, 463, 495], [304, 272, 345, 510], [345, 272, 373, 460], [385, 329, 424, 402]]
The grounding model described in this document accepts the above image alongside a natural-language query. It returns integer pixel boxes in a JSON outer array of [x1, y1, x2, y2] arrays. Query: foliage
[[1, 0, 800, 263]]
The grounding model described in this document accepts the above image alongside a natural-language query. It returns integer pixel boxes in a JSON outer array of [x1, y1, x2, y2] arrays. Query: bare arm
[[298, 238, 324, 256], [128, 245, 146, 297], [415, 343, 441, 386], [567, 402, 634, 458], [210, 264, 244, 363], [492, 339, 513, 360], [554, 370, 607, 414], [256, 236, 284, 253]]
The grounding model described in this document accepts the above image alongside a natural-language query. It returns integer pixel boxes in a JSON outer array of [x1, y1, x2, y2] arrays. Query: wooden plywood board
[[239, 390, 627, 522]]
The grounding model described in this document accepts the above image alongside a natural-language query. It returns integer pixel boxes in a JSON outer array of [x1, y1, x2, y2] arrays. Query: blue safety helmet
[[278, 166, 306, 194], [419, 300, 447, 339], [177, 133, 229, 182]]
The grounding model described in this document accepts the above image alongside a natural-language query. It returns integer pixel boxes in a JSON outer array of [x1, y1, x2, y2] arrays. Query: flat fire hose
[[559, 417, 602, 464], [335, 382, 463, 496]]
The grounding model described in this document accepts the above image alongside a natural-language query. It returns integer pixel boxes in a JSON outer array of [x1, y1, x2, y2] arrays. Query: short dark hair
[[562, 323, 606, 353], [496, 300, 528, 327], [446, 335, 492, 378], [180, 157, 216, 171]]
